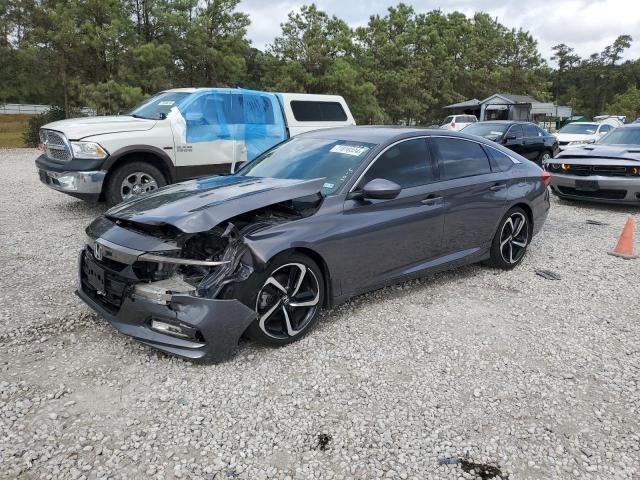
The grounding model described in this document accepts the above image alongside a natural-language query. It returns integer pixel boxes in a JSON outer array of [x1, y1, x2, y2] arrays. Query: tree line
[[1, 0, 639, 124]]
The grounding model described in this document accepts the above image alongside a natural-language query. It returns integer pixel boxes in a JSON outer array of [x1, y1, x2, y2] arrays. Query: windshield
[[558, 123, 598, 135], [597, 128, 640, 146], [236, 137, 376, 195], [127, 91, 191, 120], [462, 123, 508, 140]]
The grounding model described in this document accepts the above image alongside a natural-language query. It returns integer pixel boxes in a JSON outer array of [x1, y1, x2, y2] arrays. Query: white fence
[[0, 103, 51, 114], [0, 104, 97, 116]]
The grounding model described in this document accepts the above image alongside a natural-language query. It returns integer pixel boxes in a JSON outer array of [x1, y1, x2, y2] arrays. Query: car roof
[[299, 125, 496, 145]]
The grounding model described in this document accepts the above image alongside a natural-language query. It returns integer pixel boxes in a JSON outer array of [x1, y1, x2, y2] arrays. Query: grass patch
[[0, 114, 34, 148]]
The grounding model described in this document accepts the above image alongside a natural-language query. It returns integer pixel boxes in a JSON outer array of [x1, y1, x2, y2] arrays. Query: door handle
[[489, 183, 506, 191], [421, 195, 443, 206]]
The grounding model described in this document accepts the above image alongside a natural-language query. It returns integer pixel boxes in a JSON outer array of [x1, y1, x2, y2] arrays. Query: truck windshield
[[597, 128, 640, 146], [236, 137, 376, 195], [127, 91, 191, 120]]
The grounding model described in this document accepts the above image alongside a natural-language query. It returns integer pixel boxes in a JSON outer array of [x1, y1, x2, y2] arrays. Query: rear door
[[523, 123, 544, 160], [503, 124, 526, 157], [340, 137, 446, 291], [431, 137, 508, 256]]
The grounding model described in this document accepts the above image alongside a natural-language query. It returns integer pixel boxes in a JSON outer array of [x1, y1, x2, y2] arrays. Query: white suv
[[440, 114, 478, 131], [36, 88, 355, 204]]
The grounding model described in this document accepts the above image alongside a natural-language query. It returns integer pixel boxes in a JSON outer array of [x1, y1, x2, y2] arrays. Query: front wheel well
[[286, 247, 333, 309], [102, 152, 173, 198]]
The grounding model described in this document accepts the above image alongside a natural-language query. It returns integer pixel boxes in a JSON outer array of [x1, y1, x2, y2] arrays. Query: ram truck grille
[[40, 129, 72, 163]]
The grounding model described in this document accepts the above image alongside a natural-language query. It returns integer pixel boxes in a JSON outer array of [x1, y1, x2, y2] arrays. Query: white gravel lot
[[1, 148, 639, 480]]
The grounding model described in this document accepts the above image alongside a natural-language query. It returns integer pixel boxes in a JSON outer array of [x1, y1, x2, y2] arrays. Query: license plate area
[[575, 179, 599, 192], [85, 256, 106, 294]]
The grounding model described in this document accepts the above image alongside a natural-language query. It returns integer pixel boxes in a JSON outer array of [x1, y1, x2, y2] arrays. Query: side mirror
[[362, 178, 402, 200], [505, 134, 517, 141]]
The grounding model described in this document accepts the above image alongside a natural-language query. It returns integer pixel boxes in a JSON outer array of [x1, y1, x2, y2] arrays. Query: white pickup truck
[[36, 88, 355, 204]]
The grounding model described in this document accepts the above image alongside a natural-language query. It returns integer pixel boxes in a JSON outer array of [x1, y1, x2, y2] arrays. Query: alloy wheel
[[499, 212, 529, 264], [120, 172, 159, 201], [255, 262, 320, 339]]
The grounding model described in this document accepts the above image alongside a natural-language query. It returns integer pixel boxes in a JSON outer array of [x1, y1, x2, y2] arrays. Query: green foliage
[[81, 81, 145, 115], [22, 106, 66, 147], [0, 0, 637, 127], [606, 86, 640, 120]]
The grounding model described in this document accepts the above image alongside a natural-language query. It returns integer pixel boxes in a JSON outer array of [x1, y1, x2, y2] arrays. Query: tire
[[536, 149, 552, 167], [239, 252, 325, 346], [105, 161, 167, 206], [488, 207, 531, 270]]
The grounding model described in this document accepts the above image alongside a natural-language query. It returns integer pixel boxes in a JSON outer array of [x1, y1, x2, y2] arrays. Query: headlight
[[70, 141, 108, 159]]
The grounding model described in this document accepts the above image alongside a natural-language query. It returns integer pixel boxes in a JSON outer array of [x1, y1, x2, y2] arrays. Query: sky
[[240, 0, 640, 64]]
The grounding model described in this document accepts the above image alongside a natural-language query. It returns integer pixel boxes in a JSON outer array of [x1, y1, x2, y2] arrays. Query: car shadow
[[54, 198, 108, 217], [555, 197, 639, 215]]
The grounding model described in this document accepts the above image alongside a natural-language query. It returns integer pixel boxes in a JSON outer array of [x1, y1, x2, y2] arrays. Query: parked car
[[440, 114, 477, 131], [462, 120, 559, 165], [554, 120, 621, 151], [35, 88, 355, 205], [78, 127, 550, 362], [546, 124, 640, 204]]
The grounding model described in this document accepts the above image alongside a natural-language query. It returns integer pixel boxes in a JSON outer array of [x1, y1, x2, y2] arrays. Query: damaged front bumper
[[76, 248, 257, 363]]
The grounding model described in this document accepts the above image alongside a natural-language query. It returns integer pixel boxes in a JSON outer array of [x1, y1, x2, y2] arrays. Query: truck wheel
[[105, 162, 166, 205]]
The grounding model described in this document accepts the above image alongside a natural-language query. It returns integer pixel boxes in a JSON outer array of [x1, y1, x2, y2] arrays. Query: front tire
[[241, 252, 325, 346], [488, 207, 530, 269], [105, 161, 166, 206], [537, 150, 552, 166]]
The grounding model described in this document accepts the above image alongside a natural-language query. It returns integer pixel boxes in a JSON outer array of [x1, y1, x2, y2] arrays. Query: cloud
[[240, 0, 639, 62]]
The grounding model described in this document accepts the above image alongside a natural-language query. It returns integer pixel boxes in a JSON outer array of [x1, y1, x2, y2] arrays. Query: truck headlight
[[70, 141, 108, 159]]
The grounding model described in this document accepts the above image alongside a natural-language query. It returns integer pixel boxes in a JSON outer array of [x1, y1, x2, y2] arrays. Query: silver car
[[546, 124, 640, 204]]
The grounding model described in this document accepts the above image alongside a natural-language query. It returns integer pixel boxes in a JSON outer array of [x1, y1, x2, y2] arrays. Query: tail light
[[541, 170, 551, 187], [451, 121, 456, 129]]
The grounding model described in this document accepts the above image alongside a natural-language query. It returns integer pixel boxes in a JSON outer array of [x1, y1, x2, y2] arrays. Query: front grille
[[557, 186, 627, 200], [80, 250, 135, 314], [550, 163, 637, 177], [559, 141, 570, 146], [41, 129, 72, 163]]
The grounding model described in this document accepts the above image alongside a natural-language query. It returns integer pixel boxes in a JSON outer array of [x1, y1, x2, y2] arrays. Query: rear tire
[[105, 161, 166, 206], [488, 207, 530, 270], [536, 150, 552, 167], [239, 252, 325, 346]]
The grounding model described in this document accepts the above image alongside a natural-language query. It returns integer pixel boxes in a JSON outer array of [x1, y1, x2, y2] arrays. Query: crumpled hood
[[556, 144, 640, 161], [554, 133, 596, 143], [43, 116, 157, 140], [106, 175, 325, 233]]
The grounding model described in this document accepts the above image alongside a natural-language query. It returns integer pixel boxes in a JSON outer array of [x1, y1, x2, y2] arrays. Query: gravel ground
[[1, 148, 639, 480]]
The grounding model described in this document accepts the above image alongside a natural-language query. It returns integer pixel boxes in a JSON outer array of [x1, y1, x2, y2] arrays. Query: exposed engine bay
[[94, 194, 323, 306]]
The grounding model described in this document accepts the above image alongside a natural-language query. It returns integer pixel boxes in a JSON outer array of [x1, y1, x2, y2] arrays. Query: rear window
[[290, 101, 348, 122], [462, 116, 477, 123], [524, 124, 539, 137]]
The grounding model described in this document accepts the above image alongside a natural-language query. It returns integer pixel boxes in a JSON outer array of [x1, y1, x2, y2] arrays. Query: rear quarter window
[[290, 101, 348, 122], [485, 146, 515, 172]]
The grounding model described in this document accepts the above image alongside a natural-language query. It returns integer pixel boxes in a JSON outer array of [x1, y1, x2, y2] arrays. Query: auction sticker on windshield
[[330, 145, 370, 156]]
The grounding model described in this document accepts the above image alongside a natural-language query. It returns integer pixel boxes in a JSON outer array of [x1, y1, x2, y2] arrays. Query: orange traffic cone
[[608, 215, 638, 259]]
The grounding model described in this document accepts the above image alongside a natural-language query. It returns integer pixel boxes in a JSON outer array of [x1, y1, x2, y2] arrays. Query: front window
[[127, 91, 192, 120], [237, 137, 376, 195], [597, 128, 640, 146], [558, 123, 598, 135], [462, 123, 508, 141]]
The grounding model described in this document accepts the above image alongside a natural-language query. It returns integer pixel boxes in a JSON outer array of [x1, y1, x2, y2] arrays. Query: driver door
[[338, 138, 446, 293], [171, 91, 241, 179]]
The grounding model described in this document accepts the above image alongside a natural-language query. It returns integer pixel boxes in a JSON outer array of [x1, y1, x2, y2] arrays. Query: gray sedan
[[78, 127, 550, 362], [546, 124, 640, 204]]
